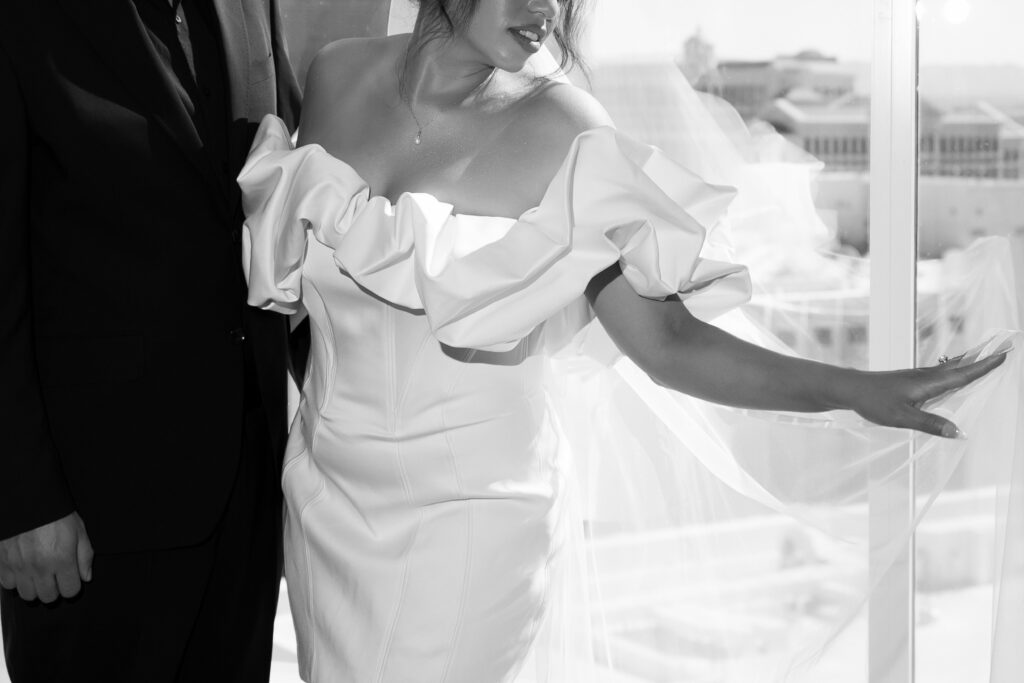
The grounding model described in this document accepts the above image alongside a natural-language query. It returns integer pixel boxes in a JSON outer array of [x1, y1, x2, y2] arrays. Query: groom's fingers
[[55, 563, 83, 599], [0, 513, 92, 603], [0, 558, 14, 589], [32, 574, 59, 604], [0, 542, 15, 590], [15, 575, 37, 602], [76, 528, 94, 582]]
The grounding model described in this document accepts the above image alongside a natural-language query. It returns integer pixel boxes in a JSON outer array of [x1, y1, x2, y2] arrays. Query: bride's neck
[[400, 37, 498, 109]]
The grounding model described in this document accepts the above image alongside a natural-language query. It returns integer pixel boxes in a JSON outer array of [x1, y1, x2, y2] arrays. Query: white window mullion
[[868, 0, 918, 681]]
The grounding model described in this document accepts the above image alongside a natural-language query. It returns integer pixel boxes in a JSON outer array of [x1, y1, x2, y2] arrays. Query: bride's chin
[[488, 50, 533, 73]]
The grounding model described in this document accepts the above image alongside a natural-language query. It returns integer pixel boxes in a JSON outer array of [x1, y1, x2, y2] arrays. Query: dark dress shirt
[[133, 0, 230, 171]]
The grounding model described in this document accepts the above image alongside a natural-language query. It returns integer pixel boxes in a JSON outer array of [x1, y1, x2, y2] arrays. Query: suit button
[[229, 328, 246, 344]]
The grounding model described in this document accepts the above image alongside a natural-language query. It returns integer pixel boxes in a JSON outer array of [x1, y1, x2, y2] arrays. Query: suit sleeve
[[0, 42, 75, 540], [267, 0, 309, 381], [270, 0, 301, 133]]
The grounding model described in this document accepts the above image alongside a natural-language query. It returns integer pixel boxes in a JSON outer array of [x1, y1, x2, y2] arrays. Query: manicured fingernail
[[942, 424, 966, 439]]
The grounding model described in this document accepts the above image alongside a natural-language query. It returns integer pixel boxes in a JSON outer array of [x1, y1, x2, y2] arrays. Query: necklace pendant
[[414, 131, 422, 145]]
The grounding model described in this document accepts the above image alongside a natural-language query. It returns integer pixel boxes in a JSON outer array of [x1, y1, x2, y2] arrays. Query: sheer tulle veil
[[380, 6, 1023, 681]]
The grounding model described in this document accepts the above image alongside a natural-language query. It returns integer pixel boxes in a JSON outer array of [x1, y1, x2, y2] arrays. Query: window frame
[[868, 0, 919, 680]]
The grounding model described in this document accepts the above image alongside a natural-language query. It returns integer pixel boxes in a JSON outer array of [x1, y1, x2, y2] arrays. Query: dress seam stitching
[[375, 439, 422, 682], [439, 349, 476, 682], [376, 305, 421, 682], [290, 274, 334, 678], [298, 477, 327, 678]]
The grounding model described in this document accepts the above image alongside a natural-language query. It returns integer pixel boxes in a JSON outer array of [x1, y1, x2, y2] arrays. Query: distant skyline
[[586, 0, 1024, 67]]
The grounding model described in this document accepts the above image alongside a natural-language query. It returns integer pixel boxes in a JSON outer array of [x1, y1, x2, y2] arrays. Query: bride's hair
[[404, 0, 588, 80]]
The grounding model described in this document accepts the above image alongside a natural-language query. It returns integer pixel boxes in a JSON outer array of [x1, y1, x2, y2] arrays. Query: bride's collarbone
[[351, 124, 540, 218], [373, 155, 537, 219], [334, 73, 561, 216]]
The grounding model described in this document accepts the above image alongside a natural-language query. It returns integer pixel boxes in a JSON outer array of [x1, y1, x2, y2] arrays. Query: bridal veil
[[377, 8, 1024, 682]]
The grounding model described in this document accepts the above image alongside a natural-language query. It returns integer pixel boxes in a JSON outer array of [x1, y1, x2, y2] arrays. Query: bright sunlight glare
[[942, 0, 972, 24]]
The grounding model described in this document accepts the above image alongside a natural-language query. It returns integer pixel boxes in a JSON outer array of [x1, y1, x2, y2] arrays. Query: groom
[[0, 1, 300, 680]]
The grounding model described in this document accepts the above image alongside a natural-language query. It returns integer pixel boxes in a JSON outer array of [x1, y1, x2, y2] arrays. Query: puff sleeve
[[239, 115, 751, 351]]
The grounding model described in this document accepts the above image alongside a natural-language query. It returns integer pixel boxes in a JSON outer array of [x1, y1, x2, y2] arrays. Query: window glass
[[581, 2, 875, 679], [914, 2, 1024, 681]]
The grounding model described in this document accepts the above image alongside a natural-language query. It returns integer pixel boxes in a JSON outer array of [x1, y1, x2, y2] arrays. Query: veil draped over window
[[527, 64, 1022, 683], [378, 10, 1024, 682]]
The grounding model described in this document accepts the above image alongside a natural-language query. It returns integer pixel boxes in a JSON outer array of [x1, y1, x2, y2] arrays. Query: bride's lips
[[508, 24, 546, 53]]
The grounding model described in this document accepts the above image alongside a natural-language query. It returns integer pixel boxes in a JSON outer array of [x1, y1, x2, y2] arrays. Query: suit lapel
[[56, 0, 212, 183], [212, 0, 250, 122]]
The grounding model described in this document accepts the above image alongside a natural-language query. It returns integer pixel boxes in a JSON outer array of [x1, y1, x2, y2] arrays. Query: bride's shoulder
[[299, 35, 404, 145], [523, 78, 611, 126], [304, 35, 402, 95], [504, 77, 614, 179]]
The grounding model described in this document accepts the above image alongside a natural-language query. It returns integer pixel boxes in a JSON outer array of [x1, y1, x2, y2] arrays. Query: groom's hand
[[0, 512, 94, 603]]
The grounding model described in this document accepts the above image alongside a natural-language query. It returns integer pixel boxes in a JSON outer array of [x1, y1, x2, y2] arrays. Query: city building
[[815, 172, 1024, 256], [682, 30, 1024, 180], [762, 92, 870, 172], [588, 52, 1023, 372], [980, 102, 1024, 179], [759, 84, 1021, 179], [687, 48, 857, 121]]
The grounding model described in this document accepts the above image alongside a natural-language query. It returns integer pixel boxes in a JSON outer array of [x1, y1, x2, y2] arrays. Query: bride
[[239, 0, 1009, 680]]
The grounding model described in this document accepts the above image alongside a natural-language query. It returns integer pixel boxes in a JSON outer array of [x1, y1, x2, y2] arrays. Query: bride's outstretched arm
[[586, 265, 1008, 438]]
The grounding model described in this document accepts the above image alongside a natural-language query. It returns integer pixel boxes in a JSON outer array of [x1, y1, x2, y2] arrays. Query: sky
[[586, 0, 1024, 67]]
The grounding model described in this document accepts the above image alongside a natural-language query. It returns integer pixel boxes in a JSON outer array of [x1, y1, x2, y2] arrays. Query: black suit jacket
[[0, 0, 301, 552]]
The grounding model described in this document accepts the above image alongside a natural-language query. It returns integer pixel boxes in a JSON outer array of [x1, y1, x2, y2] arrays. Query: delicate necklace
[[402, 97, 439, 146], [399, 68, 496, 146]]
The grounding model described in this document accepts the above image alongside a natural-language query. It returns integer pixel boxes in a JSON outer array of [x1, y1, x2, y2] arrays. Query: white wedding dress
[[240, 115, 753, 682], [241, 112, 1023, 682]]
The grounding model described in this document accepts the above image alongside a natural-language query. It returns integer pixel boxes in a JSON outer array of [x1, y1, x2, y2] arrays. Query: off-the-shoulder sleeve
[[238, 114, 751, 351], [407, 125, 751, 350], [239, 115, 372, 314]]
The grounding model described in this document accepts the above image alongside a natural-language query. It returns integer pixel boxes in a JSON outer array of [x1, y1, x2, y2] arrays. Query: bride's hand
[[840, 349, 1010, 438]]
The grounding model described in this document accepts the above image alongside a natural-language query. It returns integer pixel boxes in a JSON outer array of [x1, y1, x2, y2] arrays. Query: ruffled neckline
[[291, 141, 546, 224], [239, 114, 751, 351]]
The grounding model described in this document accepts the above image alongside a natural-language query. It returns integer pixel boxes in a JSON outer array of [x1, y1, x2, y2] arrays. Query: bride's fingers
[[898, 405, 962, 439], [926, 351, 1008, 396]]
